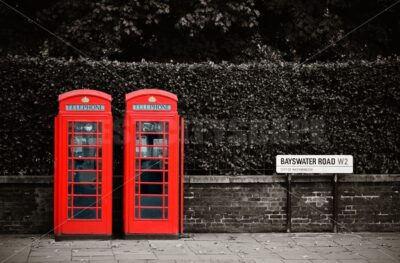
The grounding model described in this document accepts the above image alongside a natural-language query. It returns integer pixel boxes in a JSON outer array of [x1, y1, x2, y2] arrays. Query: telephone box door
[[124, 89, 184, 236]]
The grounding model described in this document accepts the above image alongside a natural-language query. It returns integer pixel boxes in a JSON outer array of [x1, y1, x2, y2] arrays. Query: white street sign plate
[[276, 155, 353, 174]]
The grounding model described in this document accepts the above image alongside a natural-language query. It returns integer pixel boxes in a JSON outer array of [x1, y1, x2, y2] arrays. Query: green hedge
[[0, 56, 399, 175]]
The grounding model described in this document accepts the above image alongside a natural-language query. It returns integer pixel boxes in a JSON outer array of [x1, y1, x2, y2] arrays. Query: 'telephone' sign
[[133, 104, 171, 111], [66, 104, 105, 111], [276, 155, 353, 174]]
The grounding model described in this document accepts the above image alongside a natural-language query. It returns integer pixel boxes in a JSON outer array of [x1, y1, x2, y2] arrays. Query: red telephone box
[[54, 89, 113, 239], [124, 89, 184, 237]]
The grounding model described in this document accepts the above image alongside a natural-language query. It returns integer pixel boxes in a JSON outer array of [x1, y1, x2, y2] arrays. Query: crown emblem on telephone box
[[81, 96, 90, 103], [148, 96, 156, 103]]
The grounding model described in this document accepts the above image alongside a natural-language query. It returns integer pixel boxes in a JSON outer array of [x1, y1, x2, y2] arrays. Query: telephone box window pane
[[141, 196, 162, 207], [73, 147, 97, 157], [98, 123, 102, 133], [141, 122, 163, 132], [98, 148, 102, 157], [68, 185, 72, 194], [68, 196, 72, 206], [74, 160, 96, 170], [98, 160, 102, 170], [68, 122, 72, 132], [68, 159, 72, 169], [141, 135, 165, 145], [98, 135, 102, 145], [140, 184, 162, 194], [141, 147, 151, 157], [73, 172, 96, 182], [98, 209, 102, 219], [152, 147, 163, 157], [74, 184, 97, 195], [73, 197, 96, 207], [68, 209, 72, 219], [74, 122, 97, 132], [140, 208, 162, 219], [141, 172, 163, 182], [164, 197, 168, 206], [68, 172, 73, 182], [73, 135, 97, 145], [73, 209, 96, 219], [141, 160, 162, 170], [138, 146, 166, 157]]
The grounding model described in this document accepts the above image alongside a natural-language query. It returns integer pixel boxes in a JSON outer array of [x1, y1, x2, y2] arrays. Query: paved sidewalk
[[0, 233, 399, 263]]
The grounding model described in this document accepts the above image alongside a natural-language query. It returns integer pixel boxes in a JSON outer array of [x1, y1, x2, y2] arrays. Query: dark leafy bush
[[0, 56, 399, 175], [3, 1, 400, 61]]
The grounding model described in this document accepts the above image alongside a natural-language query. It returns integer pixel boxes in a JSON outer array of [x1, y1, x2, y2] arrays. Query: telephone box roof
[[59, 89, 112, 102], [126, 89, 177, 101]]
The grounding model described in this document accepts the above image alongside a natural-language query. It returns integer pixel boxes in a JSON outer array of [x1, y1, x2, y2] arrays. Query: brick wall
[[0, 175, 399, 234], [338, 182, 400, 231], [183, 175, 400, 233], [184, 183, 287, 232], [291, 182, 333, 232], [0, 177, 53, 233]]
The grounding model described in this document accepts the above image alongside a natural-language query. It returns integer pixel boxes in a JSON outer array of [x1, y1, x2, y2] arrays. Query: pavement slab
[[269, 247, 325, 260], [337, 260, 369, 263], [186, 240, 233, 255], [227, 242, 280, 258], [70, 240, 111, 249], [319, 251, 366, 260], [306, 246, 348, 254], [251, 259, 284, 263], [366, 260, 398, 263], [310, 260, 340, 263], [281, 260, 312, 263], [114, 252, 157, 260], [71, 248, 113, 257], [0, 233, 399, 262]]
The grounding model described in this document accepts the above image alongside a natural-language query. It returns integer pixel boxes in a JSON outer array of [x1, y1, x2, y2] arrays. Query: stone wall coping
[[1, 174, 400, 184], [186, 174, 400, 183], [0, 176, 54, 184]]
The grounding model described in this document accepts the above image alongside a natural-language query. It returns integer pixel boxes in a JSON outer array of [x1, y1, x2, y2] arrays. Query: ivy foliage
[[0, 56, 399, 175]]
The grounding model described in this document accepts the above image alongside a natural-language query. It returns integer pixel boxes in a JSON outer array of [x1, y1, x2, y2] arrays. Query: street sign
[[276, 155, 353, 174]]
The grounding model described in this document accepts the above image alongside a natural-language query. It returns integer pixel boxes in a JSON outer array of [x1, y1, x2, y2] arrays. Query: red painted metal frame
[[124, 89, 183, 236], [54, 89, 112, 237], [179, 117, 184, 234]]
